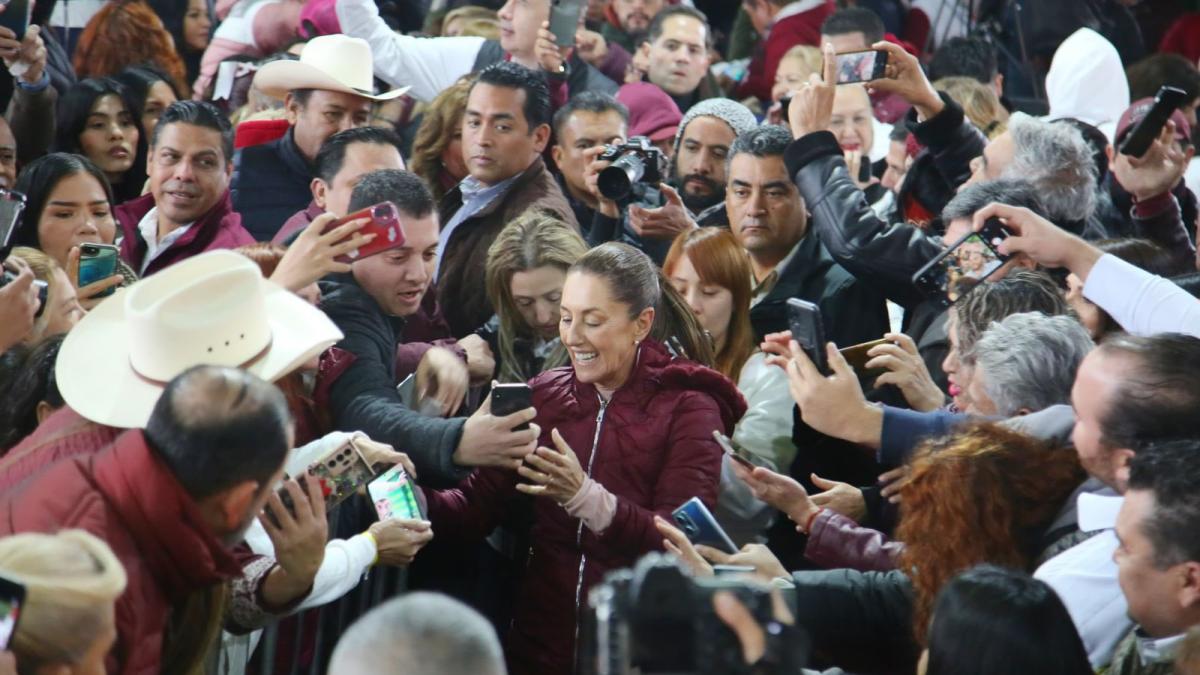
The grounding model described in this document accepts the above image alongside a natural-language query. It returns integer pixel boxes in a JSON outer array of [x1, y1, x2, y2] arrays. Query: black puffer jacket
[[320, 276, 470, 487]]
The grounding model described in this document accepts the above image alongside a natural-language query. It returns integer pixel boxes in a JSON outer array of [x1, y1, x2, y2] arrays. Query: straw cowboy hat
[[254, 34, 410, 102], [56, 250, 344, 429]]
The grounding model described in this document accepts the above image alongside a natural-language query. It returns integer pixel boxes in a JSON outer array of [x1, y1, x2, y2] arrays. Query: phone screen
[[834, 49, 884, 84], [0, 190, 26, 256], [913, 224, 1010, 306], [0, 575, 25, 650], [368, 465, 425, 521]]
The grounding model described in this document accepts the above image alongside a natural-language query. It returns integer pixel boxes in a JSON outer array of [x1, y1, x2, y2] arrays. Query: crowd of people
[[1, 0, 1200, 673]]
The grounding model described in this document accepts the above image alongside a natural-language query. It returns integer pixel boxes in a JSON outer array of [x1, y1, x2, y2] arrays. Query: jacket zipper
[[572, 395, 608, 662]]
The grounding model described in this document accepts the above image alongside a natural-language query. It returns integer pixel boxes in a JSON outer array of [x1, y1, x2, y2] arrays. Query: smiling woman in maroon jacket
[[427, 242, 746, 675]]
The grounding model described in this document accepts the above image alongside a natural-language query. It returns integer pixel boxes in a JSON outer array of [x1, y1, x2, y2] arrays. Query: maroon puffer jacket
[[427, 339, 746, 675]]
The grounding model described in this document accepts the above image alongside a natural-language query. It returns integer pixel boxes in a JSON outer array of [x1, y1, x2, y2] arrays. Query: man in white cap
[[231, 34, 409, 241]]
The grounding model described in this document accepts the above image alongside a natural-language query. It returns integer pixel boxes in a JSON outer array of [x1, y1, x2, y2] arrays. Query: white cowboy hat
[[254, 34, 409, 102], [56, 250, 344, 429]]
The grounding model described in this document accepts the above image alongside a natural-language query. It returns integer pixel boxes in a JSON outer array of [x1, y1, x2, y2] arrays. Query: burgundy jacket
[[737, 0, 834, 102], [0, 406, 120, 493], [271, 199, 325, 245], [116, 190, 255, 276], [427, 340, 746, 675], [0, 430, 243, 675], [804, 508, 902, 572]]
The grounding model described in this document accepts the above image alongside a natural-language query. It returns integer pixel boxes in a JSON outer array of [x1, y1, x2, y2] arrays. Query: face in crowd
[[79, 94, 139, 184], [668, 251, 733, 349], [552, 108, 627, 204], [462, 82, 550, 186], [725, 150, 807, 265], [559, 271, 653, 394], [314, 142, 406, 218], [35, 171, 117, 269], [512, 264, 568, 341], [830, 84, 874, 157], [287, 90, 373, 162], [497, 0, 548, 61], [351, 209, 440, 318], [642, 13, 710, 98], [612, 0, 663, 34], [148, 121, 232, 227], [673, 116, 734, 213]]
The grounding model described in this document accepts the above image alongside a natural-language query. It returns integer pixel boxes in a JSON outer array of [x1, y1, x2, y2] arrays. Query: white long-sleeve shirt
[[336, 0, 484, 102], [1083, 253, 1200, 338]]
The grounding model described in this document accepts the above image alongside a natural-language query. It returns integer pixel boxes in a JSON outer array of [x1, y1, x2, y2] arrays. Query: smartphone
[[712, 564, 757, 577], [367, 465, 426, 521], [1119, 85, 1190, 158], [786, 298, 829, 375], [832, 49, 888, 85], [912, 218, 1013, 308], [672, 497, 738, 555], [268, 440, 376, 526], [491, 382, 533, 431], [324, 201, 405, 264], [548, 0, 583, 48], [839, 337, 892, 378], [712, 430, 774, 471], [0, 0, 30, 43], [0, 188, 25, 259], [0, 575, 24, 650], [77, 243, 120, 297]]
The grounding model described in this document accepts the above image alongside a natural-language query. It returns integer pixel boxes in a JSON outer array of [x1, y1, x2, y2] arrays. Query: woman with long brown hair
[[663, 227, 795, 543], [483, 211, 588, 383], [410, 76, 473, 201]]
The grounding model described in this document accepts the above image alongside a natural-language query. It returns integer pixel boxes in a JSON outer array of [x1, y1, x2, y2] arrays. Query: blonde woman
[[9, 247, 85, 346], [0, 530, 127, 673], [482, 211, 589, 383], [934, 76, 1010, 139], [410, 77, 474, 201]]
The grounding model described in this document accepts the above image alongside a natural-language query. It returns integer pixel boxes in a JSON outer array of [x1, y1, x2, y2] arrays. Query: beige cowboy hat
[[254, 34, 410, 102], [56, 250, 344, 429]]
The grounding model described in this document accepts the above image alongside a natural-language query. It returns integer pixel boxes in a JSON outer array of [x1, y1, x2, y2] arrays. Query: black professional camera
[[597, 136, 668, 202], [578, 553, 802, 675]]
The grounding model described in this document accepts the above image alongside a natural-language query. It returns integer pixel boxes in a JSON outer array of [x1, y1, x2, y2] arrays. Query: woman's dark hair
[[10, 153, 116, 251], [926, 565, 1093, 675], [114, 64, 182, 116], [570, 242, 714, 367], [53, 78, 148, 204], [0, 334, 66, 452]]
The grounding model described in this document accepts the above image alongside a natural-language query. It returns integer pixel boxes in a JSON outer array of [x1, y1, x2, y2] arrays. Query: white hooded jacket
[[1045, 27, 1130, 143]]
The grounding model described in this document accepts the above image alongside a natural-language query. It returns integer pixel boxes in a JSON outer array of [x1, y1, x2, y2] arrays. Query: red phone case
[[325, 201, 406, 264]]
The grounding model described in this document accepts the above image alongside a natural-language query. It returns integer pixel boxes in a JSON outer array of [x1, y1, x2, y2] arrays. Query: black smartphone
[[0, 188, 26, 260], [77, 243, 121, 297], [548, 0, 583, 48], [912, 218, 1013, 308], [0, 0, 30, 41], [712, 430, 774, 470], [491, 382, 533, 431], [833, 49, 888, 85], [786, 297, 829, 374], [0, 574, 25, 650], [1119, 85, 1190, 158]]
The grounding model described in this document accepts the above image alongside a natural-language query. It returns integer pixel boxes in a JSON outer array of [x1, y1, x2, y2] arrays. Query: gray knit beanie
[[673, 98, 759, 150]]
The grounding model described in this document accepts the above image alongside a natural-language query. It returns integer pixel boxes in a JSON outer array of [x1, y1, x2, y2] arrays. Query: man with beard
[[585, 97, 757, 263], [602, 0, 664, 53]]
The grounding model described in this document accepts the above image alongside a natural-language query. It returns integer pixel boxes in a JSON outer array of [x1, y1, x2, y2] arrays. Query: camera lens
[[597, 152, 646, 201]]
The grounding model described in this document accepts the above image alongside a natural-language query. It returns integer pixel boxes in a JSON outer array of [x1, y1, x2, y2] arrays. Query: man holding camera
[[435, 62, 577, 339], [585, 97, 758, 263]]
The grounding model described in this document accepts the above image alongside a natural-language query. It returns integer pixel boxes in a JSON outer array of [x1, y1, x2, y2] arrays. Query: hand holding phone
[[786, 298, 829, 374], [838, 337, 892, 378], [74, 243, 122, 302], [832, 49, 888, 84], [912, 218, 1013, 307], [322, 201, 405, 264], [490, 382, 534, 431], [1119, 86, 1189, 158], [671, 497, 738, 555], [368, 465, 427, 521]]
